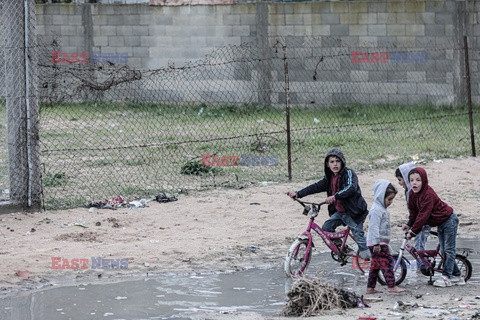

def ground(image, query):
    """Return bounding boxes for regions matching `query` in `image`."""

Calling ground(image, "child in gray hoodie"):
[365,179,405,294]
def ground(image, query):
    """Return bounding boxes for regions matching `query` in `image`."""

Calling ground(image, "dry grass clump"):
[281,277,367,317]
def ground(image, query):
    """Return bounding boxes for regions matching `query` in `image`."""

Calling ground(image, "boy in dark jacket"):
[287,148,371,259]
[405,167,464,287]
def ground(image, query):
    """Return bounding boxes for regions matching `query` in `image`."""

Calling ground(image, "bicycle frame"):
[297,199,358,258]
[393,237,441,272]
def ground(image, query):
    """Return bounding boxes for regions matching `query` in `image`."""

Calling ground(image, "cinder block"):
[116,26,134,36]
[387,2,406,13]
[387,24,406,36]
[330,24,349,36]
[407,71,426,82]
[330,2,348,13]
[406,25,425,36]
[368,24,387,36]
[223,14,241,25]
[93,36,108,47]
[133,46,149,58]
[320,13,340,24]
[425,25,445,36]
[397,13,416,24]
[358,13,377,24]
[340,13,358,24]
[107,15,124,26]
[406,1,426,13]
[349,25,368,36]
[93,15,108,26]
[100,26,116,36]
[108,36,125,47]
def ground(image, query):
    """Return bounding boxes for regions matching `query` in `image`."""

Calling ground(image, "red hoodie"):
[407,167,453,235]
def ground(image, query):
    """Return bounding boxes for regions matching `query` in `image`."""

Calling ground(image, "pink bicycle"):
[379,231,473,286]
[284,199,364,277]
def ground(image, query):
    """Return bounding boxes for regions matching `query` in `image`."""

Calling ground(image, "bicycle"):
[376,231,473,286]
[284,199,365,277]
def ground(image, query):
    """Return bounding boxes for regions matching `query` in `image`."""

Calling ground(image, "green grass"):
[5,101,476,209]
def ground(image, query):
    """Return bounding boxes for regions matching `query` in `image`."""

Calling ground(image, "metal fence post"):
[283,44,292,181]
[2,0,40,208]
[463,36,476,157]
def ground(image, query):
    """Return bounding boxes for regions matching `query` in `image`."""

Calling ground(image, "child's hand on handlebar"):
[286,191,297,199]
[401,224,409,232]
[325,195,335,204]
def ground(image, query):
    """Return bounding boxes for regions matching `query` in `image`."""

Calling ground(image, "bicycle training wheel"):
[284,239,312,277]
[377,254,407,286]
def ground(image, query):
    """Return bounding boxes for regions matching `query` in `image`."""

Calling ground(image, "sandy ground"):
[1,156,480,319]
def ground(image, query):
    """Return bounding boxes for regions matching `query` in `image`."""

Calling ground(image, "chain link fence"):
[1,2,479,210]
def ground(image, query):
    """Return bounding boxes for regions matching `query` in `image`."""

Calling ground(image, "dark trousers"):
[367,244,395,288]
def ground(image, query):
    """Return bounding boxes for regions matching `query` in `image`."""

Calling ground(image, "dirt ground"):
[1,156,480,319]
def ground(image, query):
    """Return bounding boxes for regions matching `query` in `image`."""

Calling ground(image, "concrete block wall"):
[30,1,480,106]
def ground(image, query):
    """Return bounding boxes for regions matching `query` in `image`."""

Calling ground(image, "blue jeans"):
[437,212,460,277]
[415,225,431,251]
[322,212,368,252]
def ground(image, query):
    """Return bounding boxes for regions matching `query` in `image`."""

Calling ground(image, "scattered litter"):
[30,228,36,233]
[155,193,178,203]
[15,270,30,278]
[246,246,258,253]
[358,317,376,320]
[459,302,474,309]
[149,239,159,243]
[144,262,150,267]
[114,296,127,300]
[433,159,443,163]
[95,222,101,226]
[362,297,383,303]
[88,207,98,214]
[314,117,320,124]
[2,189,9,194]
[71,222,88,228]
[43,217,52,223]
[103,312,114,316]
[249,202,260,205]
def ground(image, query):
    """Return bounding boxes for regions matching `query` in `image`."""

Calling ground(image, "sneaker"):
[451,276,466,286]
[359,249,371,260]
[433,275,452,287]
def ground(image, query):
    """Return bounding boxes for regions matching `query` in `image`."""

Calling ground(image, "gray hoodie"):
[398,162,415,203]
[366,179,392,246]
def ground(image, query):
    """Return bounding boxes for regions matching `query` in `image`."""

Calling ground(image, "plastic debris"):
[314,117,320,124]
[15,270,30,278]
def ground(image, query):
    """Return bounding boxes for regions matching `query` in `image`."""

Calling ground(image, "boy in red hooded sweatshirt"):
[405,167,464,287]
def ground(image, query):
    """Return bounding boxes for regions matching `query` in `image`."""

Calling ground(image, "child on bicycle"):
[405,167,464,287]
[286,148,371,260]
[396,162,430,270]
[366,180,405,294]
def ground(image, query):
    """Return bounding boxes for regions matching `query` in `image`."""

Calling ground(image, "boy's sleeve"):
[333,169,357,200]
[367,210,381,245]
[410,196,434,235]
[296,177,328,198]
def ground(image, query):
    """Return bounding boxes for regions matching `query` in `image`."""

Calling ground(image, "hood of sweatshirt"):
[372,179,390,210]
[398,162,416,192]
[324,148,346,178]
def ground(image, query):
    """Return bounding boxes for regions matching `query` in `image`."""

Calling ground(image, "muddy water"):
[0,238,478,319]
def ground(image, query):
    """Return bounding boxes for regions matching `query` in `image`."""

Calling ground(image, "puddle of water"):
[0,238,478,319]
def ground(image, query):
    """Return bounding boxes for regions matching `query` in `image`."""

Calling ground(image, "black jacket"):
[295,148,368,224]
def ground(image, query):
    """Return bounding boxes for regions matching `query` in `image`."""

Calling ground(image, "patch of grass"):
[180,160,222,176]
[43,172,67,187]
